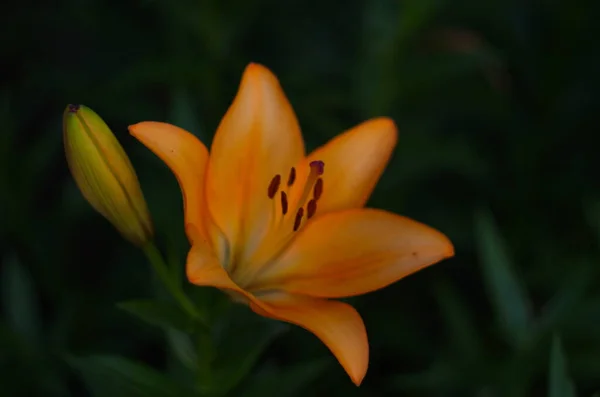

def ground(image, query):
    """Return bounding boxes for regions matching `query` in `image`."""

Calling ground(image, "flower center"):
[229,160,325,290]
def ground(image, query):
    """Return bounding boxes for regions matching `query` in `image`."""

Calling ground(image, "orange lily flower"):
[129,63,454,385]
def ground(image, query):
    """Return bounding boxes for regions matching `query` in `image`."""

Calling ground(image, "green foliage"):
[549,335,576,397]
[67,355,197,397]
[118,299,195,333]
[2,0,600,396]
[475,208,531,347]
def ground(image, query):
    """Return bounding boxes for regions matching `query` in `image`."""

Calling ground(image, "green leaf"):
[549,335,577,397]
[117,299,194,333]
[474,208,531,346]
[1,253,40,345]
[166,328,198,371]
[67,354,195,397]
[212,308,288,395]
[433,278,482,361]
[235,359,331,397]
[531,264,592,342]
[388,356,466,393]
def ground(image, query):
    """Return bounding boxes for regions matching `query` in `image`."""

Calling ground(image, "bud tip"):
[67,104,81,113]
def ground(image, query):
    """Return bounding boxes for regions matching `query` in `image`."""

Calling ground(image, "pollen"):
[313,178,323,200]
[287,167,296,186]
[293,207,304,231]
[266,160,325,233]
[267,174,281,199]
[307,199,317,219]
[280,191,289,215]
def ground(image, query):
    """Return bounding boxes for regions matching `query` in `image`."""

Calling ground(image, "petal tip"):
[443,239,456,259]
[127,123,141,135]
[371,117,397,130]
[128,121,155,137]
[244,62,272,77]
[350,367,367,386]
[373,117,399,143]
[354,117,398,149]
[242,62,282,90]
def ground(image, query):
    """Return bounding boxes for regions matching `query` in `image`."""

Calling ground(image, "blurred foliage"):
[2,0,600,396]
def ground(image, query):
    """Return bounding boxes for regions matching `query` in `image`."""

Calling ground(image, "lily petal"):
[186,230,243,291]
[129,122,210,244]
[257,208,454,298]
[305,118,397,216]
[185,239,368,385]
[205,63,305,267]
[249,293,368,386]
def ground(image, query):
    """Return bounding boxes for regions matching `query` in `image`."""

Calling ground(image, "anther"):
[280,191,288,215]
[313,178,323,200]
[309,160,325,175]
[267,174,281,199]
[287,167,296,186]
[307,199,317,219]
[293,208,304,231]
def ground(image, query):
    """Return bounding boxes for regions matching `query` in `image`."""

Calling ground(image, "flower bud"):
[63,104,153,246]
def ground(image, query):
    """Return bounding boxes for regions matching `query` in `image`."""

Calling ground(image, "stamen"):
[307,199,317,219]
[313,178,323,200]
[280,191,288,215]
[293,208,304,231]
[296,160,326,210]
[310,160,325,175]
[287,167,296,186]
[267,174,281,199]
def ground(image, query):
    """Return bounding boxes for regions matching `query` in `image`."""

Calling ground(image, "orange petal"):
[185,239,368,385]
[186,234,243,291]
[257,208,454,298]
[249,293,368,386]
[129,122,210,244]
[205,63,305,267]
[305,118,397,216]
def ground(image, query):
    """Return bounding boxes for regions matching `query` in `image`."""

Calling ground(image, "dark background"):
[2,0,600,396]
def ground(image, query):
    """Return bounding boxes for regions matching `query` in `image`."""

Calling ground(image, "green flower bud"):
[63,104,153,246]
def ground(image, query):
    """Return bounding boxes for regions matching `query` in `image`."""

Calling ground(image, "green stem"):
[196,329,214,394]
[142,242,206,325]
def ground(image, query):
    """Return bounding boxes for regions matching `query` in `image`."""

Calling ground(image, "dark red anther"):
[280,191,288,215]
[313,178,323,200]
[307,199,317,219]
[309,160,325,175]
[287,167,296,186]
[267,174,281,199]
[293,207,304,231]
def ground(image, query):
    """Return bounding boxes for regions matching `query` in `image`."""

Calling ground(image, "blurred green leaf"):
[433,278,483,361]
[549,335,576,397]
[1,253,40,345]
[117,299,194,333]
[212,308,288,395]
[531,264,592,342]
[236,359,330,397]
[67,354,195,397]
[388,356,465,393]
[166,328,198,371]
[475,208,531,346]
